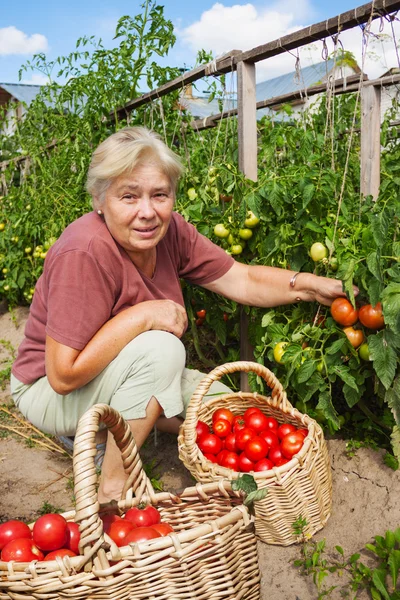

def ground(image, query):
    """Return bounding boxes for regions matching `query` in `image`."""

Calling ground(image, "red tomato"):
[100,513,124,534]
[259,430,279,450]
[223,312,229,322]
[343,326,364,348]
[330,298,359,326]
[65,522,80,555]
[43,548,77,561]
[197,433,223,455]
[243,407,262,420]
[124,506,161,528]
[237,453,255,473]
[280,431,305,458]
[277,423,297,441]
[224,432,237,452]
[235,427,256,451]
[32,513,68,552]
[274,457,291,467]
[1,538,44,562]
[203,452,218,463]
[264,417,279,431]
[244,437,269,462]
[268,446,284,465]
[195,420,210,440]
[196,309,206,319]
[253,458,274,472]
[0,520,31,550]
[108,520,135,547]
[213,419,231,438]
[219,451,240,471]
[212,408,235,425]
[195,318,204,327]
[124,527,161,544]
[216,449,230,465]
[297,428,308,437]
[233,416,246,432]
[244,411,269,433]
[151,523,174,537]
[359,303,384,330]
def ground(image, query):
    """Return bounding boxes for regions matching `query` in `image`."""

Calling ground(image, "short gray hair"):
[86,126,184,205]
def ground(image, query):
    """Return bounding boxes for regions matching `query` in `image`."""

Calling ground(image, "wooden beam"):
[361,85,381,200]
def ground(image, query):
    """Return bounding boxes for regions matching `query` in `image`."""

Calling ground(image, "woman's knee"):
[124,330,186,375]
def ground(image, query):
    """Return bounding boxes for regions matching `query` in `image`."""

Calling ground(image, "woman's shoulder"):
[54,212,114,254]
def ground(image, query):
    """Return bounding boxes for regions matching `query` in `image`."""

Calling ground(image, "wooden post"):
[360,85,381,201]
[237,61,257,390]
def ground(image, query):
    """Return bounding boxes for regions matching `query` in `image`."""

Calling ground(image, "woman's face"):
[98,164,175,265]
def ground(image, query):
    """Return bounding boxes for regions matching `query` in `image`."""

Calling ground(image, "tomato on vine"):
[244,211,260,228]
[330,298,359,326]
[196,309,206,319]
[358,343,371,361]
[273,342,287,364]
[238,228,253,240]
[230,244,243,255]
[358,303,384,330]
[214,224,230,239]
[310,242,328,262]
[343,327,364,348]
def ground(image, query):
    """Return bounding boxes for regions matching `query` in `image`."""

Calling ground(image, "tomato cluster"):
[0,505,174,562]
[330,298,384,357]
[0,514,80,563]
[196,407,308,472]
[213,210,260,256]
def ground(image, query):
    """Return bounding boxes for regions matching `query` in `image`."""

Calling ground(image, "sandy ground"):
[0,304,399,599]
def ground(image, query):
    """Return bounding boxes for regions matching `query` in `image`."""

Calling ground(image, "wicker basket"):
[178,361,332,546]
[0,404,260,600]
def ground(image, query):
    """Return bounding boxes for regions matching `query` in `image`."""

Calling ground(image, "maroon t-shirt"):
[12,211,234,384]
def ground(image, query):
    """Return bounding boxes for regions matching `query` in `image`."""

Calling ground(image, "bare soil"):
[0,305,399,599]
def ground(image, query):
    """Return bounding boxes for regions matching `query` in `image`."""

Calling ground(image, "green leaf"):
[325,339,346,355]
[296,360,316,383]
[343,383,362,407]
[366,251,383,282]
[335,546,344,555]
[369,332,398,390]
[390,426,400,462]
[372,568,391,600]
[332,365,358,390]
[304,221,324,233]
[261,311,276,328]
[383,452,399,470]
[231,474,258,494]
[385,377,400,427]
[349,553,360,563]
[388,549,400,588]
[316,391,340,428]
[382,283,400,335]
[370,211,389,248]
[244,488,268,505]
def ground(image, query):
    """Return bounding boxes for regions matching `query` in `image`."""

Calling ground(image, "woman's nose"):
[137,197,156,218]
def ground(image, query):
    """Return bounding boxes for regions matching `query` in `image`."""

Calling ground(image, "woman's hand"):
[140,299,188,338]
[310,275,358,306]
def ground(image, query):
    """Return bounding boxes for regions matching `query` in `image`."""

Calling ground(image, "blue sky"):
[1,0,399,86]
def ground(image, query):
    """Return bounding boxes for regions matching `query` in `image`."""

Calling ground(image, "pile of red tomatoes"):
[196,406,308,472]
[0,506,173,562]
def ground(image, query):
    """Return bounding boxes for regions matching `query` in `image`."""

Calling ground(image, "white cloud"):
[20,73,50,86]
[0,26,48,56]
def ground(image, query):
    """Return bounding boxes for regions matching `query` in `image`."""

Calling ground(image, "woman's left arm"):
[203,261,356,307]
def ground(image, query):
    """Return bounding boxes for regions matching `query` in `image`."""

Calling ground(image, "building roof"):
[0,83,43,106]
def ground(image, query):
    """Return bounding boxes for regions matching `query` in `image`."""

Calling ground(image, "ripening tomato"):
[1,538,44,562]
[244,437,269,462]
[330,298,359,326]
[280,431,305,458]
[108,520,135,547]
[359,303,384,330]
[259,429,279,450]
[273,342,287,364]
[198,433,223,455]
[195,420,210,440]
[32,514,68,552]
[213,419,232,438]
[277,423,297,440]
[253,458,274,472]
[65,522,80,555]
[125,527,161,544]
[219,451,240,471]
[244,411,269,433]
[343,326,364,348]
[237,453,255,473]
[224,432,237,452]
[212,408,235,425]
[124,506,161,528]
[0,520,31,550]
[151,523,174,537]
[44,548,77,561]
[235,427,256,451]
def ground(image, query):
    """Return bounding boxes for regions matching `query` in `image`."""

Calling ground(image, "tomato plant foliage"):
[0,1,399,459]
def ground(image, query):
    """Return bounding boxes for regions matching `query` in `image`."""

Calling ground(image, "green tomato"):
[310,242,328,262]
[227,233,235,245]
[24,247,32,254]
[244,211,260,228]
[329,257,338,271]
[273,341,287,364]
[316,361,325,373]
[214,224,230,239]
[230,244,243,255]
[359,343,371,361]
[0,223,5,232]
[238,228,253,240]
[187,187,198,201]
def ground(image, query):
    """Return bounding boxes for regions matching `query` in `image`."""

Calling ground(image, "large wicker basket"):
[178,361,332,546]
[0,404,260,600]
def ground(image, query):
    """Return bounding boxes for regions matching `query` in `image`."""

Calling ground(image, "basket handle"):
[184,360,292,442]
[72,404,156,565]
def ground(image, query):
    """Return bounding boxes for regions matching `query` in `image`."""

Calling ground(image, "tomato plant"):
[32,513,68,552]
[359,303,384,330]
[330,298,359,327]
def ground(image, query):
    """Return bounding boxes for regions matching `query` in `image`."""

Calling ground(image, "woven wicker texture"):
[0,404,260,600]
[178,361,332,546]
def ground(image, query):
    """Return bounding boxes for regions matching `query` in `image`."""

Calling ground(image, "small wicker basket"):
[178,361,332,546]
[0,404,260,600]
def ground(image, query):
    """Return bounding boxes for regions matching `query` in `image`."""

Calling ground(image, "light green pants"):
[11,331,231,436]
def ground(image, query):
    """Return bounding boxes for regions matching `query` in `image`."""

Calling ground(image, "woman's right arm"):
[45,299,187,395]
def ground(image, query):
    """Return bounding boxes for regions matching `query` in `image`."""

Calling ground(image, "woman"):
[11,126,354,504]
